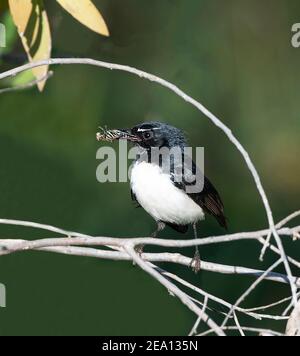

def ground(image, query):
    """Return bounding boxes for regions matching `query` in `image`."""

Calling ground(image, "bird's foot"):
[132,244,145,266]
[190,250,201,274]
[134,244,145,257]
[151,221,166,238]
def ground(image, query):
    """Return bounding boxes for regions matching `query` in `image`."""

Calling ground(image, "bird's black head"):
[121,121,187,150]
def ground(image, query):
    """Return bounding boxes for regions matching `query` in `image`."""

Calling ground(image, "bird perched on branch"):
[97,121,227,272]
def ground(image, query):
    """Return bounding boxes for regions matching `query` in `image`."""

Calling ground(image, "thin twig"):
[222,258,284,326]
[0,71,53,94]
[233,312,245,336]
[244,294,298,313]
[189,296,208,336]
[286,300,300,336]
[124,243,225,336]
[260,210,300,261]
[158,267,289,321]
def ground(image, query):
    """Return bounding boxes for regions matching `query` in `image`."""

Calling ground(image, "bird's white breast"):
[130,161,205,225]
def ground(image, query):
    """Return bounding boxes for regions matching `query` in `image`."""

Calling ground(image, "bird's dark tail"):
[216,214,228,230]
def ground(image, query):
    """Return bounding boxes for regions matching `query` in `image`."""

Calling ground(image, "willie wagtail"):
[97,121,227,272]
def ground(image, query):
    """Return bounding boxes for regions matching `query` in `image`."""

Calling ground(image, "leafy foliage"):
[7,0,109,91]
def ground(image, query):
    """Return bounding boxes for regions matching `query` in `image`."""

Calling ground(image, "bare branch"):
[286,300,300,336]
[189,296,208,336]
[124,244,226,336]
[221,259,284,327]
[0,216,297,334]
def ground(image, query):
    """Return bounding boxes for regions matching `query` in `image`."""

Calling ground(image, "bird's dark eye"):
[143,131,153,140]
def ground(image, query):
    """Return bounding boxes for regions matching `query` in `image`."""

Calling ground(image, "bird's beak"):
[117,129,141,142]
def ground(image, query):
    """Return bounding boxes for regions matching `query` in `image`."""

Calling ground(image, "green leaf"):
[11,69,35,87]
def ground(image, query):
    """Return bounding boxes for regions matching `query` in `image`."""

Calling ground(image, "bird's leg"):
[134,244,145,256]
[190,223,201,273]
[152,221,166,238]
[134,222,165,258]
[132,244,144,266]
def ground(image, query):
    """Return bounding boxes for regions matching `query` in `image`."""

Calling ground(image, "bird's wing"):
[170,154,227,229]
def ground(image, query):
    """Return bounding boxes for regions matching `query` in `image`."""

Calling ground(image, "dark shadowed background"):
[0,0,299,335]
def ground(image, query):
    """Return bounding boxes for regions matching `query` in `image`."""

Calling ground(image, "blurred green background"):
[0,0,299,335]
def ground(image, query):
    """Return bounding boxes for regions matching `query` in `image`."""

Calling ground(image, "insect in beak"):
[96,126,141,142]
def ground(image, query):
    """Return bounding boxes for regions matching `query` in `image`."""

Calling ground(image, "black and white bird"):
[97,121,227,272]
